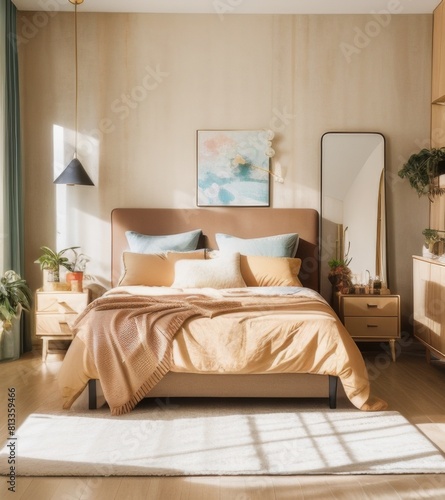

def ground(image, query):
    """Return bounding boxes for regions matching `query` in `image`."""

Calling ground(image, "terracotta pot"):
[66,272,84,292]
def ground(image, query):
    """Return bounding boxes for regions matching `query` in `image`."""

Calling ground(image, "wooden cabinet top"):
[413,255,445,267]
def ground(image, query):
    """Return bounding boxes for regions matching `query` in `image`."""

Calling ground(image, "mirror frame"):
[320,131,387,301]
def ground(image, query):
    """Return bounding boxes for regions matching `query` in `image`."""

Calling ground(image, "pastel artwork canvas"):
[197,130,271,206]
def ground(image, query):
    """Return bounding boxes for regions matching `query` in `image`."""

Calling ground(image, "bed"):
[58,207,386,415]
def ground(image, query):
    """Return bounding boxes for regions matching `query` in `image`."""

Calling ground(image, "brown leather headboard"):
[111,208,320,291]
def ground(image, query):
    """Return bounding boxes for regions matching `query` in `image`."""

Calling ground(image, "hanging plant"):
[398,147,445,201]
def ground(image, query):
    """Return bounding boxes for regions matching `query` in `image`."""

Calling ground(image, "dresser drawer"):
[344,317,399,338]
[341,296,398,317]
[35,313,78,336]
[36,291,89,314]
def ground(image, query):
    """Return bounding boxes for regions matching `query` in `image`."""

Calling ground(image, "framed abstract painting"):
[196,129,274,207]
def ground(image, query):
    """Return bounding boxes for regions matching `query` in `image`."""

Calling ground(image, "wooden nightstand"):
[338,294,401,362]
[35,289,90,361]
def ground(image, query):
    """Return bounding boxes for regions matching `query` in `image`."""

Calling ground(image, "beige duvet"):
[58,286,386,415]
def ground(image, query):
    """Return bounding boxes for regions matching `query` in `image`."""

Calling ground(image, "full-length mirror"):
[320,132,386,302]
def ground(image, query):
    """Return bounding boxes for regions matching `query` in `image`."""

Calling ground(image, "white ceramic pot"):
[0,305,21,362]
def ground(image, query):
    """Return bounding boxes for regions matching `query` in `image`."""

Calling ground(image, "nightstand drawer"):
[35,313,77,336]
[344,317,399,338]
[342,296,398,317]
[36,291,89,313]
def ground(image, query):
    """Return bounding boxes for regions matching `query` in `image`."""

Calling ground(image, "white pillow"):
[172,253,246,289]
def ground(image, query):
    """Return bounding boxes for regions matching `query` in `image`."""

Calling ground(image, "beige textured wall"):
[18,13,431,332]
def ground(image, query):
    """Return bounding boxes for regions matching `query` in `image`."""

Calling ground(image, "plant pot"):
[0,305,21,362]
[434,159,445,178]
[43,270,70,291]
[427,240,444,256]
[66,272,84,292]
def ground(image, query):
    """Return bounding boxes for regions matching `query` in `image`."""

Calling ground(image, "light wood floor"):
[1,339,445,499]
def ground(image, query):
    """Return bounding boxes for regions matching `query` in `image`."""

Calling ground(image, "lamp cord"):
[74,2,79,157]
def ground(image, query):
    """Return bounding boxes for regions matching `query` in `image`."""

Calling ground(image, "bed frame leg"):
[328,375,338,409]
[88,379,97,410]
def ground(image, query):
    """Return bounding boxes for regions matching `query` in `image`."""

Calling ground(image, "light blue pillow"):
[215,233,299,258]
[126,229,202,253]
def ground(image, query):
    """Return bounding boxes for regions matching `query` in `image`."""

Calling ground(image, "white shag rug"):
[1,398,445,476]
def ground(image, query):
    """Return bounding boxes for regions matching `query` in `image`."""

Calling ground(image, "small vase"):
[66,272,84,292]
[43,269,70,291]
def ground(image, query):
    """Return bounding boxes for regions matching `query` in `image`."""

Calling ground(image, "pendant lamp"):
[54,0,94,186]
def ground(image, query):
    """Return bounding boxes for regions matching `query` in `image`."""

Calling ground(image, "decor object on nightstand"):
[35,246,89,291]
[328,257,353,294]
[35,288,90,361]
[0,270,32,362]
[398,147,445,201]
[422,228,445,257]
[35,246,77,291]
[327,225,353,296]
[65,247,89,291]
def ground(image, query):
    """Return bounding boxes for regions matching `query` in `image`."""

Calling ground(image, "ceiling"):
[12,0,442,14]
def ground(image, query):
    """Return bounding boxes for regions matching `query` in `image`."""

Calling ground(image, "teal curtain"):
[1,0,31,354]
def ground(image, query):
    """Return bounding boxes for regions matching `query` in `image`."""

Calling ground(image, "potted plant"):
[422,228,445,256]
[398,147,445,201]
[35,246,81,291]
[328,257,353,294]
[65,248,90,292]
[0,270,32,361]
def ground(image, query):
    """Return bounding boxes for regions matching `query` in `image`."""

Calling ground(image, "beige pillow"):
[172,252,246,289]
[118,250,206,286]
[239,255,303,287]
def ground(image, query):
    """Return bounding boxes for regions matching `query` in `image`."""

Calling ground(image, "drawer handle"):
[367,304,378,308]
[367,324,378,328]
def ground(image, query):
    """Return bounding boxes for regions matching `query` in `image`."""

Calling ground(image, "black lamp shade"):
[53,158,94,186]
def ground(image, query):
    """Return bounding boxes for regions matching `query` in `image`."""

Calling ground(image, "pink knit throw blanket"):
[73,294,245,415]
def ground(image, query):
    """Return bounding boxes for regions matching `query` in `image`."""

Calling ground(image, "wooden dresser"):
[413,256,445,362]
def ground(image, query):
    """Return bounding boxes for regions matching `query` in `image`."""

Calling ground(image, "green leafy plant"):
[422,228,445,255]
[328,227,353,293]
[422,228,440,245]
[328,251,353,290]
[35,246,81,282]
[328,257,352,269]
[0,270,32,331]
[398,147,445,200]
[68,248,89,272]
